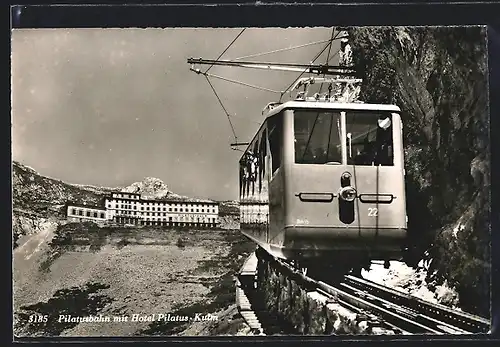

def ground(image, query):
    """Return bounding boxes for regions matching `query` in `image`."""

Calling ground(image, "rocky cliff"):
[13,161,112,216]
[121,176,212,202]
[12,161,113,248]
[347,26,490,317]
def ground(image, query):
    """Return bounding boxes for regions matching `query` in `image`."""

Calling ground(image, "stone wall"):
[255,251,387,335]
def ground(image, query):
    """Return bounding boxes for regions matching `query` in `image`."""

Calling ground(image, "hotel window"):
[93,212,98,218]
[141,207,144,211]
[169,217,173,221]
[174,208,178,212]
[196,209,199,212]
[163,207,166,211]
[78,210,83,216]
[71,208,76,215]
[169,208,172,211]
[86,211,91,217]
[146,207,150,211]
[202,209,205,213]
[152,207,155,211]
[100,212,105,219]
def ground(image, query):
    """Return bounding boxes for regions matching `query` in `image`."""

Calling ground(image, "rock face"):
[13,161,112,216]
[121,177,215,203]
[12,161,114,248]
[121,177,171,199]
[348,26,490,317]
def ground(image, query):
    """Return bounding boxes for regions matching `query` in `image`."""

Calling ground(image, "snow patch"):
[361,260,460,308]
[452,223,465,238]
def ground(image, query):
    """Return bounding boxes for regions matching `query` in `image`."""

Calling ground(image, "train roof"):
[263,100,401,118]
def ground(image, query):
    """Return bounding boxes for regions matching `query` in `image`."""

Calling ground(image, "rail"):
[343,275,490,334]
[238,248,490,335]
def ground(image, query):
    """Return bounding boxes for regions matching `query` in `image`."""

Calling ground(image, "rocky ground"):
[13,221,255,337]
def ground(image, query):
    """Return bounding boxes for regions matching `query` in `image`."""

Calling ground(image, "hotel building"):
[66,202,108,224]
[66,191,219,228]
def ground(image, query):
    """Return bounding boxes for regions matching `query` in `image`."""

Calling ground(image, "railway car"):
[239,97,408,274]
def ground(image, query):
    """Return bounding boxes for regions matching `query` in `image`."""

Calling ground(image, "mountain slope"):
[12,161,220,248]
[12,161,112,216]
[13,161,216,215]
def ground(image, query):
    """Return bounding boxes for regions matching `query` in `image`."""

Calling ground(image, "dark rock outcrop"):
[348,26,490,317]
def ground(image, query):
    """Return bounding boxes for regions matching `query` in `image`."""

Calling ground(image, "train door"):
[344,111,406,232]
[267,112,285,244]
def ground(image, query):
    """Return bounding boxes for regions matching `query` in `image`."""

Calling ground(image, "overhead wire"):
[205,28,246,74]
[300,28,338,160]
[279,30,341,102]
[202,28,247,144]
[233,39,332,61]
[319,28,337,95]
[204,75,238,143]
[202,71,282,94]
[198,28,343,147]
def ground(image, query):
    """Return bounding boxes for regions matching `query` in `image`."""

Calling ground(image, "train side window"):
[345,112,394,166]
[259,128,267,179]
[294,110,342,164]
[268,114,282,173]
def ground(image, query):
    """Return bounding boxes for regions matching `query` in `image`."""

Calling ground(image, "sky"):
[12,28,341,201]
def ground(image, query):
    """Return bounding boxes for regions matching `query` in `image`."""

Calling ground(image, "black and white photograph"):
[12,26,491,337]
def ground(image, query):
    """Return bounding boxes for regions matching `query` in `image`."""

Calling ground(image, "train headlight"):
[341,172,351,181]
[339,186,357,202]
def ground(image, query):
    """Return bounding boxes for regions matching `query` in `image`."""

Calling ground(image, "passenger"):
[296,143,315,164]
[375,117,393,165]
[354,138,375,165]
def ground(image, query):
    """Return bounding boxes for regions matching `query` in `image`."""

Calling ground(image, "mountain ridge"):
[12,160,219,217]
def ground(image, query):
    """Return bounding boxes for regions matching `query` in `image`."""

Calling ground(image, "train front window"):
[345,112,394,166]
[294,110,342,165]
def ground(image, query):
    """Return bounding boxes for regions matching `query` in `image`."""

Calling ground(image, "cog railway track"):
[236,251,490,335]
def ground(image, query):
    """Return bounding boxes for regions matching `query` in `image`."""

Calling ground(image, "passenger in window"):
[354,138,376,165]
[296,143,314,164]
[374,116,393,166]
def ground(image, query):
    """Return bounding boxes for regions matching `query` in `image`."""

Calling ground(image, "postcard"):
[12,25,491,337]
